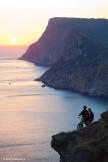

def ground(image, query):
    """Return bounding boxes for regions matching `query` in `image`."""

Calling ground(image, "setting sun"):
[11,37,17,43]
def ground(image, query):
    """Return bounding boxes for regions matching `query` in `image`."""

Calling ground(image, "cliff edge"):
[51,111,108,162]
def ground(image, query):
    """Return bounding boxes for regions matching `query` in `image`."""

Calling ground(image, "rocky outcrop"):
[51,111,108,162]
[36,29,108,97]
[19,17,108,66]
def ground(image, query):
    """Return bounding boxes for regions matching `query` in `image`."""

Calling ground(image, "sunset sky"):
[0,0,108,45]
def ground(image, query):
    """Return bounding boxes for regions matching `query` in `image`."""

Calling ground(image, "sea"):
[0,46,108,162]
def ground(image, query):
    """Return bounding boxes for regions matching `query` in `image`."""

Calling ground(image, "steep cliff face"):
[51,111,108,162]
[19,17,108,66]
[36,30,108,97]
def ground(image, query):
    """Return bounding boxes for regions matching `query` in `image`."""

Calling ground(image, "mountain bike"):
[77,117,84,131]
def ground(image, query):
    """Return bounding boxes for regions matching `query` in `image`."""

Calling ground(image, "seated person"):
[88,108,94,122]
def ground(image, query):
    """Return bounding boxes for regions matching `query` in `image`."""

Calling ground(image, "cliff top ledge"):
[49,17,108,21]
[51,111,108,162]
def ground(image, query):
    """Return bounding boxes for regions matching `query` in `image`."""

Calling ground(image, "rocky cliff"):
[51,111,108,162]
[19,17,108,66]
[36,29,108,97]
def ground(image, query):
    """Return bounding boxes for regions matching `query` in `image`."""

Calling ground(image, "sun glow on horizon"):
[11,37,17,43]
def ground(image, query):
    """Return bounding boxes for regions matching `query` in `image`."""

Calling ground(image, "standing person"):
[79,105,89,126]
[88,108,94,122]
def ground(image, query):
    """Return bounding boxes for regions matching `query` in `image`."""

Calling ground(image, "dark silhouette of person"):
[88,108,94,122]
[79,105,89,126]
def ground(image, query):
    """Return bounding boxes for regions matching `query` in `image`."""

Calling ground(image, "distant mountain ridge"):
[19,17,108,66]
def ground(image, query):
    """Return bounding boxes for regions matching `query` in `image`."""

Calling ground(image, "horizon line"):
[0,45,29,47]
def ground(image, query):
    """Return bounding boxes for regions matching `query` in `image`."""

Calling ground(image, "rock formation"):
[19,17,108,97]
[51,111,108,162]
[19,17,108,66]
[36,29,108,97]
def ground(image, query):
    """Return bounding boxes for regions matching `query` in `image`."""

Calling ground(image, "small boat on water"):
[41,84,46,88]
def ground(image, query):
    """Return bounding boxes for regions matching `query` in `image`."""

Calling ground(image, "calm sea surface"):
[0,49,108,162]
